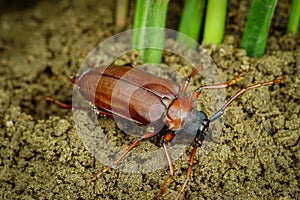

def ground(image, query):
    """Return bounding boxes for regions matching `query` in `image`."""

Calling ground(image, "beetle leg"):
[175,138,202,200]
[46,97,114,117]
[156,131,176,199]
[92,131,158,179]
[46,97,73,109]
[46,97,113,116]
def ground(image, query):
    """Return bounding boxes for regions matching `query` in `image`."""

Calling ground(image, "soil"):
[0,0,299,200]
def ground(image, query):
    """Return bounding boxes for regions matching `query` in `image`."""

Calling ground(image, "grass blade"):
[133,0,169,64]
[115,0,129,28]
[287,0,300,35]
[241,0,278,57]
[177,0,206,49]
[133,0,148,50]
[203,0,227,45]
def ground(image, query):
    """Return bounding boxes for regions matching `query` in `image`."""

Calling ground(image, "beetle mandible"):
[47,64,286,199]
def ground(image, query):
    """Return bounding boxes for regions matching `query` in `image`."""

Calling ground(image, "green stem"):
[177,0,206,49]
[133,0,148,50]
[287,0,300,35]
[133,0,169,64]
[203,0,227,45]
[241,0,278,58]
[115,0,129,28]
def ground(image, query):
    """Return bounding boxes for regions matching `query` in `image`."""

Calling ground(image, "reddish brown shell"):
[76,65,180,125]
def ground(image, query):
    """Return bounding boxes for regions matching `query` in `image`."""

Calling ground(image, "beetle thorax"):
[164,96,195,130]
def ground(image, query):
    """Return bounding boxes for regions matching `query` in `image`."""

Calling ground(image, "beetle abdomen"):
[77,65,180,125]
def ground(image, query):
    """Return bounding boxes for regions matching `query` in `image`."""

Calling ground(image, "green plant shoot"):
[133,0,169,64]
[241,0,278,57]
[287,0,300,35]
[115,0,129,28]
[177,0,206,49]
[203,0,227,45]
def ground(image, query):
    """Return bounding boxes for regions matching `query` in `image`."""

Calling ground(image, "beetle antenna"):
[180,65,202,94]
[209,76,286,122]
[191,71,246,100]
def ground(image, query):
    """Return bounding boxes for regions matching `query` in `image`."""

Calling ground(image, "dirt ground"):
[0,0,299,199]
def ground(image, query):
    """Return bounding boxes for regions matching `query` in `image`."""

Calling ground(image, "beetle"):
[47,64,286,199]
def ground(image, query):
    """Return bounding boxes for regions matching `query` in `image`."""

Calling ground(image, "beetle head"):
[181,109,209,138]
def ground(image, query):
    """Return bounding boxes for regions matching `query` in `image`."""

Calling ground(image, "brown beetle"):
[47,64,286,199]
